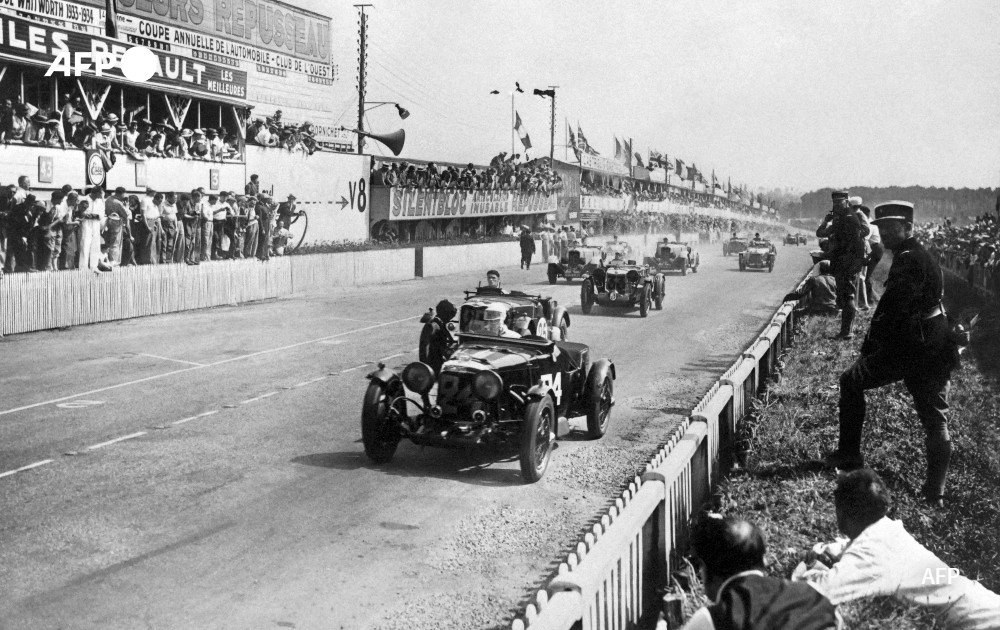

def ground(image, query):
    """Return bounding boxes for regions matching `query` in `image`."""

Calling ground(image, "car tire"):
[585,371,614,439]
[769,260,775,272]
[520,396,555,483]
[361,379,402,464]
[639,284,651,318]
[654,276,664,310]
[547,266,558,285]
[558,316,569,341]
[581,279,595,314]
[681,262,687,276]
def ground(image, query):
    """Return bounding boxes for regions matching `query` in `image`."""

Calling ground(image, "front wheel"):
[654,276,664,310]
[581,279,595,314]
[547,265,558,285]
[586,373,614,438]
[520,397,555,483]
[639,284,651,318]
[361,380,403,464]
[768,259,775,272]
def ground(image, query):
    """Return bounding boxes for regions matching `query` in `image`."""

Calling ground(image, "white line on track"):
[0,459,54,479]
[340,364,370,373]
[87,432,147,451]
[140,353,204,367]
[0,316,419,418]
[377,353,405,362]
[171,410,218,426]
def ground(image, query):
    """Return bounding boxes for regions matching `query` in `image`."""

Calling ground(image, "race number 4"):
[540,373,562,406]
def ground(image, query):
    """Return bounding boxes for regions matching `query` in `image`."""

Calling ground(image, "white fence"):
[512,272,809,630]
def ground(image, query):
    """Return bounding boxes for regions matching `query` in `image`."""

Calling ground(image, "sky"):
[301,0,1000,192]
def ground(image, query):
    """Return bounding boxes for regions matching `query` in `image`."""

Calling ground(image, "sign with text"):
[0,13,247,101]
[388,189,557,221]
[580,153,630,177]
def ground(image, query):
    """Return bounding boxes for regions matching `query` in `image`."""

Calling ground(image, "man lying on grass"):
[793,469,1000,629]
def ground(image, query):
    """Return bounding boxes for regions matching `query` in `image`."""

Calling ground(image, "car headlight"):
[473,370,503,400]
[402,362,435,394]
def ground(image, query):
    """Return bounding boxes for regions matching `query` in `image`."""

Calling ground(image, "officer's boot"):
[923,434,953,507]
[838,303,856,339]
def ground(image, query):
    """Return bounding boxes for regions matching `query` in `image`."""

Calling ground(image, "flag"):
[649,149,662,167]
[105,0,118,37]
[567,121,580,160]
[533,88,555,98]
[514,112,531,151]
[675,158,685,178]
[614,137,623,161]
[577,123,598,155]
[634,152,644,168]
[689,163,698,181]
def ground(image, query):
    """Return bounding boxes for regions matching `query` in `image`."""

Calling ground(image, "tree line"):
[784,186,999,224]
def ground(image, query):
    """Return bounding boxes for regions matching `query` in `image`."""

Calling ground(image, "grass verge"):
[695,273,1000,629]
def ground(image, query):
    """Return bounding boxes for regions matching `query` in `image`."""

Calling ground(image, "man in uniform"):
[824,201,956,507]
[419,299,457,374]
[276,194,299,231]
[816,190,869,339]
[519,227,535,269]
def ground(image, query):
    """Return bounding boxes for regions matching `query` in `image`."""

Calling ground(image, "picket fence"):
[511,271,809,630]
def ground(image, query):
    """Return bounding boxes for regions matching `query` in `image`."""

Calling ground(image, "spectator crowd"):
[372,152,563,195]
[0,173,301,276]
[917,213,999,295]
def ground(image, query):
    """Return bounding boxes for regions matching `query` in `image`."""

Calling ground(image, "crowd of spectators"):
[245,110,320,155]
[917,213,999,294]
[0,173,301,276]
[372,152,563,195]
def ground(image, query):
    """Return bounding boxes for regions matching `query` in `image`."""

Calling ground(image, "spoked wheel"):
[361,380,403,464]
[586,373,614,438]
[520,397,555,483]
[581,279,595,314]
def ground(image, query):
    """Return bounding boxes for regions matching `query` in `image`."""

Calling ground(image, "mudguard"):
[526,383,552,402]
[366,364,400,387]
[587,359,616,394]
[550,305,570,330]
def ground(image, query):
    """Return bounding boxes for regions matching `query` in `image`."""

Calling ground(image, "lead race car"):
[580,256,664,316]
[723,235,748,257]
[460,285,571,341]
[361,330,615,482]
[644,239,700,276]
[547,239,603,284]
[739,238,777,272]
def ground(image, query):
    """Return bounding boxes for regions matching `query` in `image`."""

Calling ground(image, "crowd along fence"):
[937,252,998,301]
[511,272,809,630]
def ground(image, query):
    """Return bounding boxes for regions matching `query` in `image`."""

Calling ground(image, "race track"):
[0,242,812,629]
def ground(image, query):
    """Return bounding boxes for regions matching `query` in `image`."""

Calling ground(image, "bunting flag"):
[514,112,532,151]
[689,163,699,181]
[675,158,686,178]
[105,0,119,38]
[577,123,598,155]
[648,149,662,167]
[614,137,623,161]
[633,152,644,168]
[567,122,580,160]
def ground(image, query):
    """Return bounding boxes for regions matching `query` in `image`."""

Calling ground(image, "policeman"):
[418,299,457,374]
[825,201,955,507]
[817,190,870,339]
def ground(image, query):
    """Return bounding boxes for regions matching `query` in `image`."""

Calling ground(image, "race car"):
[602,239,634,261]
[723,236,749,257]
[783,233,808,246]
[739,239,777,272]
[460,285,570,341]
[644,239,700,276]
[581,257,664,316]
[547,240,603,284]
[361,335,616,482]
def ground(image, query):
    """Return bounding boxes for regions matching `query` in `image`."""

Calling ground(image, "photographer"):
[419,299,457,374]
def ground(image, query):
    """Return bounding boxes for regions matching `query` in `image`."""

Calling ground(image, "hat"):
[30,112,47,124]
[45,113,62,125]
[287,194,296,200]
[847,195,863,207]
[106,113,119,123]
[257,192,272,201]
[435,299,457,321]
[180,128,193,138]
[871,200,914,224]
[99,122,112,133]
[831,190,849,201]
[116,123,128,131]
[193,129,205,137]
[207,128,218,136]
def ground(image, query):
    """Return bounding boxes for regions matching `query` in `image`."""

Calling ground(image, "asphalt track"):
[0,242,812,629]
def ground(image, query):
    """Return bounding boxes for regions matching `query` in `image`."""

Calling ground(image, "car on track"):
[602,239,634,261]
[644,239,700,276]
[580,258,664,316]
[739,239,777,272]
[723,236,749,257]
[361,335,616,482]
[460,286,571,341]
[783,233,808,246]
[547,240,603,284]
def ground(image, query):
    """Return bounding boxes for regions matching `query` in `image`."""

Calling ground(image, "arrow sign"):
[336,196,349,209]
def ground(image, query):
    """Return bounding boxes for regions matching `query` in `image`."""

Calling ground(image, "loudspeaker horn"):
[344,128,405,156]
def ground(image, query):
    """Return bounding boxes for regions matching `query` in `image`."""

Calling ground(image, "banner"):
[388,189,557,221]
[0,13,247,101]
[580,153,629,177]
[0,0,102,27]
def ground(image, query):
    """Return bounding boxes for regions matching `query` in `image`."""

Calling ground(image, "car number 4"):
[540,373,562,406]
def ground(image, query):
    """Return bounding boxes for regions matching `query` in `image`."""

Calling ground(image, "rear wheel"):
[361,380,403,464]
[586,372,614,439]
[581,279,595,314]
[547,266,558,285]
[639,284,651,318]
[520,397,555,483]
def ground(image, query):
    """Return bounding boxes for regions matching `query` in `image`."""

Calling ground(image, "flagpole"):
[511,92,515,158]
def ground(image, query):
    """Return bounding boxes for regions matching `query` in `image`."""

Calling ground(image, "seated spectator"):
[681,514,838,630]
[189,129,209,158]
[783,261,838,314]
[794,469,1000,628]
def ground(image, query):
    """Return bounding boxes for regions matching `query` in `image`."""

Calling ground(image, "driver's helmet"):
[466,303,509,336]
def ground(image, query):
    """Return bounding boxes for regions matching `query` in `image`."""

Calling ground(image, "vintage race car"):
[581,260,664,316]
[723,237,748,257]
[602,240,634,261]
[460,286,570,341]
[783,233,808,246]
[644,239,700,276]
[547,240,603,284]
[361,334,616,482]
[739,240,776,272]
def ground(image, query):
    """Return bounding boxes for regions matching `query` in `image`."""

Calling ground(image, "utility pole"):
[548,85,558,163]
[510,92,515,158]
[355,4,372,155]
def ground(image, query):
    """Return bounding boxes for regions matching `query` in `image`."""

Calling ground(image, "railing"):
[936,250,998,300]
[512,272,809,630]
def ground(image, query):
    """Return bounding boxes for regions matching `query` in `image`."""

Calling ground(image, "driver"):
[479,269,504,294]
[419,299,457,373]
[609,251,625,266]
[468,303,521,337]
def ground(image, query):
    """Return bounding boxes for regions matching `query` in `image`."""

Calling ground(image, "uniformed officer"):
[825,201,955,507]
[816,190,870,339]
[419,299,457,373]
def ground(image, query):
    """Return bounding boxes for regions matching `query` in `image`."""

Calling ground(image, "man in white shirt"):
[198,191,214,262]
[795,469,1000,629]
[859,205,883,307]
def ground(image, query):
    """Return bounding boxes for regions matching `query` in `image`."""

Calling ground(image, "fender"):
[589,358,616,383]
[366,363,400,387]
[550,304,570,330]
[526,383,551,402]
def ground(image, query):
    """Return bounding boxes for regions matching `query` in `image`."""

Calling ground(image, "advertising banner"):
[388,189,557,221]
[0,13,247,101]
[580,153,629,177]
[579,195,628,212]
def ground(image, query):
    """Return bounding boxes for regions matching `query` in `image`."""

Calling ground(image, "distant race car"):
[581,258,664,316]
[783,233,808,246]
[361,334,616,482]
[723,237,749,257]
[460,286,571,341]
[547,240,603,284]
[645,239,699,276]
[739,239,776,272]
